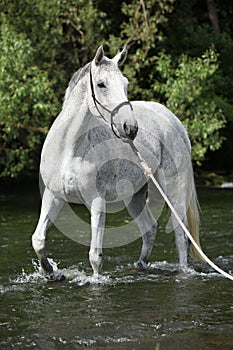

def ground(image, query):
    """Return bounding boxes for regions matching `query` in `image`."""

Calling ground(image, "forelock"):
[97,58,119,73]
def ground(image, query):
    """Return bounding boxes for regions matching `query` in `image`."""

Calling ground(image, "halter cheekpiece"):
[89,67,133,138]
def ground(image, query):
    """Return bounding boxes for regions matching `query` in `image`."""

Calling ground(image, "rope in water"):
[131,143,233,281]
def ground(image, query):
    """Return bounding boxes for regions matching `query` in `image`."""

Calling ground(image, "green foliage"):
[0,20,59,177]
[0,0,232,177]
[2,0,108,94]
[109,0,175,101]
[0,0,108,178]
[109,1,226,166]
[154,49,226,165]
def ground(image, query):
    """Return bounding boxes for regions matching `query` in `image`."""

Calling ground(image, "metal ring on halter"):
[89,67,133,138]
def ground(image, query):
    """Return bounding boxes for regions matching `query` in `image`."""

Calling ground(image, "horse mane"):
[63,62,91,107]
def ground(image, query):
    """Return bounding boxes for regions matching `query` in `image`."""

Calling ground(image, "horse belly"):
[95,158,146,202]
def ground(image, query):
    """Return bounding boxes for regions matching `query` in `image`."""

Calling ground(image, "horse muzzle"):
[123,121,138,140]
[110,101,138,141]
[112,120,138,141]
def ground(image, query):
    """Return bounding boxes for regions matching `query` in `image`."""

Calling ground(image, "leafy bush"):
[0,21,59,177]
[0,0,231,177]
[109,1,226,166]
[0,1,108,178]
[154,49,225,165]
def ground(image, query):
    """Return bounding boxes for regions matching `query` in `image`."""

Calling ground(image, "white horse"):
[32,46,202,280]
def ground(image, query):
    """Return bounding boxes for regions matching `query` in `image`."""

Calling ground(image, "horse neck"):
[40,77,91,181]
[50,78,91,147]
[62,79,91,139]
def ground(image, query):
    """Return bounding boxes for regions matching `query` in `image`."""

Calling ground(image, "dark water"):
[0,183,233,350]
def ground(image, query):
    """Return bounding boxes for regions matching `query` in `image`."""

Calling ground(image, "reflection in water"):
[0,186,233,349]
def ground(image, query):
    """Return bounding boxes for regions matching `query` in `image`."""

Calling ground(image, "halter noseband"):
[89,67,133,138]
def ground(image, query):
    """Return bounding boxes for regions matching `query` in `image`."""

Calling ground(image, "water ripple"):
[1,255,232,296]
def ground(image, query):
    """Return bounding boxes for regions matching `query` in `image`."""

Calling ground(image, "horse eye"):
[97,82,106,88]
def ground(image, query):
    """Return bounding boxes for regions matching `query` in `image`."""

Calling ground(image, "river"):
[0,182,233,349]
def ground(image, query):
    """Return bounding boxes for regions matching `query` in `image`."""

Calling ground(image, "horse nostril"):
[123,122,138,140]
[123,122,130,135]
[130,124,138,140]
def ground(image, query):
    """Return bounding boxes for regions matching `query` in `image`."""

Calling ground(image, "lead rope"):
[130,142,233,281]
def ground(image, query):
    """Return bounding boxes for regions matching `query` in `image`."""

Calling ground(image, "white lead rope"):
[132,145,233,281]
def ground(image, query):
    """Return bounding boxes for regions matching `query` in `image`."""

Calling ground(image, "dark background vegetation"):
[0,0,232,184]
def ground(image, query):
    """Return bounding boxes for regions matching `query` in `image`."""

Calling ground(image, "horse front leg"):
[89,197,106,277]
[32,188,64,279]
[126,185,158,268]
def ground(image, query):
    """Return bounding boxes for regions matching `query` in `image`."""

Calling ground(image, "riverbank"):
[1,170,233,192]
[195,170,233,189]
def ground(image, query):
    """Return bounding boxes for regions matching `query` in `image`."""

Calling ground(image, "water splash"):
[69,270,112,286]
[12,259,63,284]
[2,256,232,295]
[13,259,46,284]
[150,260,179,273]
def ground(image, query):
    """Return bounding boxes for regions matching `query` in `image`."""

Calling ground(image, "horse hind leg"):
[166,189,190,272]
[32,188,64,280]
[126,185,158,268]
[171,212,190,272]
[167,172,199,272]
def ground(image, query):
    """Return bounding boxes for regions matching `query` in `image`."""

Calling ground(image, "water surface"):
[0,183,233,349]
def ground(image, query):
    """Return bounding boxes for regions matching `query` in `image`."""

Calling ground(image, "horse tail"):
[186,179,205,262]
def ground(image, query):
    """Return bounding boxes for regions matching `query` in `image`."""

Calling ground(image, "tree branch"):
[207,0,220,34]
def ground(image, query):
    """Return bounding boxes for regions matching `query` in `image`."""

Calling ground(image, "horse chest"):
[63,155,146,204]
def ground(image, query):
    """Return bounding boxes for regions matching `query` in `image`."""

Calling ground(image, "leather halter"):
[89,67,133,138]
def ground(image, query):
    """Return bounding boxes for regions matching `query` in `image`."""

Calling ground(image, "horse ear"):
[94,46,104,65]
[112,46,128,65]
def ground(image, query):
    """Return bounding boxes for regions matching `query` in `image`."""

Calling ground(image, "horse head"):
[88,46,138,141]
